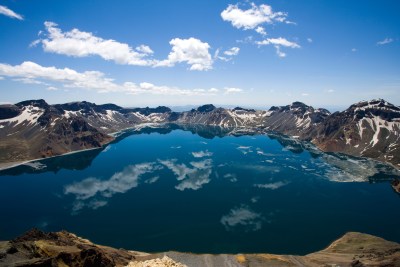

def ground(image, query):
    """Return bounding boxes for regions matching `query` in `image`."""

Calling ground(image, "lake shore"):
[0,123,166,171]
[0,146,102,171]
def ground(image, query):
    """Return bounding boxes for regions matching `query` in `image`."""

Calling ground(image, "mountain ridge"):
[0,98,399,170]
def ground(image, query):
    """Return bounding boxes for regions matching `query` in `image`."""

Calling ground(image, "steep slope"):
[56,101,172,133]
[313,99,400,167]
[1,229,399,267]
[176,104,269,128]
[0,99,177,167]
[0,228,136,267]
[264,101,331,139]
[0,100,113,167]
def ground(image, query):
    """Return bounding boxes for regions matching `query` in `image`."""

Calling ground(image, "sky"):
[0,0,399,109]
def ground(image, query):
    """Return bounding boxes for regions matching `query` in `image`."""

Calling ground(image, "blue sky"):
[0,0,399,109]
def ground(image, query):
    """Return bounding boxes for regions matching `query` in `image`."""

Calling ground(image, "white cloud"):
[285,20,297,25]
[275,46,286,58]
[377,38,393,45]
[221,205,263,231]
[135,45,154,55]
[0,61,120,91]
[301,93,309,96]
[13,77,49,85]
[256,37,300,58]
[0,76,4,80]
[255,26,267,36]
[36,22,213,71]
[254,181,288,190]
[47,86,58,91]
[224,47,240,56]
[130,82,215,96]
[0,5,23,20]
[225,87,243,94]
[215,47,240,62]
[0,61,226,96]
[221,3,299,58]
[38,22,154,66]
[256,37,300,48]
[236,36,254,44]
[155,37,213,71]
[221,3,287,31]
[351,48,357,52]
[327,89,335,93]
[307,38,313,43]
[29,39,41,48]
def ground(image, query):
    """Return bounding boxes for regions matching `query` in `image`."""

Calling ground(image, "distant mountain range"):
[0,98,399,169]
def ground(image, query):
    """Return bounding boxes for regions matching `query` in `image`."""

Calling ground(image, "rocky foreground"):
[0,229,399,267]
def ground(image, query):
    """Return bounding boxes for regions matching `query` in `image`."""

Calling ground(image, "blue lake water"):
[1,125,399,254]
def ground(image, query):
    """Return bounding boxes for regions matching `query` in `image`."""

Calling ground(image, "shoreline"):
[1,123,399,172]
[0,123,165,172]
[0,146,103,171]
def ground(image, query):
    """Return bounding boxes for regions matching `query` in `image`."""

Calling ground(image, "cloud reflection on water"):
[220,204,264,232]
[64,162,161,213]
[159,158,213,191]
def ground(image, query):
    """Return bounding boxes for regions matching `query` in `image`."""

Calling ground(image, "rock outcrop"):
[1,229,399,267]
[312,99,400,167]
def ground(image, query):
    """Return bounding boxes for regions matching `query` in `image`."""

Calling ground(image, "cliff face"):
[0,228,135,267]
[1,229,399,267]
[1,98,400,169]
[264,101,331,139]
[312,99,400,167]
[0,100,113,165]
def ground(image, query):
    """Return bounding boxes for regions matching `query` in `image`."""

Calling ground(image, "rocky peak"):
[97,103,124,112]
[347,99,400,121]
[196,104,216,113]
[57,101,97,112]
[290,101,309,109]
[233,107,256,112]
[129,106,171,116]
[16,99,49,109]
[268,102,313,116]
[0,104,21,120]
[315,108,331,116]
[268,106,280,112]
[289,101,313,114]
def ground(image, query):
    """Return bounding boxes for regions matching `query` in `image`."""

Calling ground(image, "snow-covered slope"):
[0,100,113,165]
[1,98,399,169]
[263,101,331,139]
[176,105,269,128]
[313,99,400,167]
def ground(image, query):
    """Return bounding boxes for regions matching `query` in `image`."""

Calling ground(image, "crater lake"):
[1,124,399,254]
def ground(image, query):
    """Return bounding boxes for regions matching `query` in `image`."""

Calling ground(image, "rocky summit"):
[0,98,399,169]
[0,229,399,267]
[313,99,400,167]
